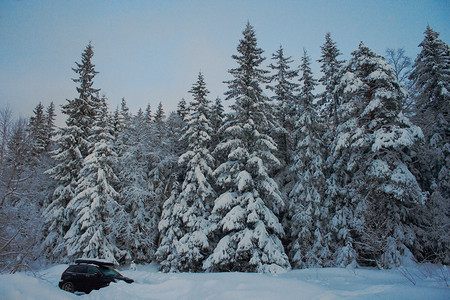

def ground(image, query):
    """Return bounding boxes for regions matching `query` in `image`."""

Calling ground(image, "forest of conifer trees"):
[0,23,448,273]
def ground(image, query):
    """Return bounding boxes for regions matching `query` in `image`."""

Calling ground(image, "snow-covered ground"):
[0,262,448,300]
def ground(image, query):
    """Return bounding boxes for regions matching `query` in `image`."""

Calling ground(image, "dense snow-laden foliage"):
[64,99,129,264]
[327,42,426,269]
[409,26,450,264]
[266,46,300,204]
[287,50,331,268]
[267,45,300,167]
[318,32,344,126]
[206,23,290,273]
[115,102,160,263]
[43,43,102,262]
[0,110,56,272]
[156,73,216,272]
[1,25,448,275]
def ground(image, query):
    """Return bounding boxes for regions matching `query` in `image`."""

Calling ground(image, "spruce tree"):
[45,102,56,151]
[177,98,188,120]
[288,49,330,268]
[28,102,47,156]
[409,26,450,263]
[116,106,159,263]
[43,43,101,261]
[205,23,290,273]
[64,97,129,263]
[318,33,344,127]
[329,42,425,268]
[145,104,152,124]
[267,46,300,167]
[157,73,216,272]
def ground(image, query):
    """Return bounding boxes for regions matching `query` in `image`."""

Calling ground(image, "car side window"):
[70,265,87,273]
[87,266,100,275]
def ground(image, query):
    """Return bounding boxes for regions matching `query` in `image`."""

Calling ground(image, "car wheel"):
[62,282,75,293]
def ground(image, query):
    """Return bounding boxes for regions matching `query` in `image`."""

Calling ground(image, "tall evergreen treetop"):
[409,26,450,113]
[318,33,344,125]
[61,42,101,158]
[206,23,289,273]
[28,102,47,156]
[299,49,318,107]
[267,45,300,166]
[225,22,271,123]
[43,43,101,261]
[267,46,300,105]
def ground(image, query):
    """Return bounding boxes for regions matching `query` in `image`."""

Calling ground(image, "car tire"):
[61,281,75,293]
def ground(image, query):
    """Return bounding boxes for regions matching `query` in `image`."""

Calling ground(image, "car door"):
[70,265,88,291]
[86,266,104,290]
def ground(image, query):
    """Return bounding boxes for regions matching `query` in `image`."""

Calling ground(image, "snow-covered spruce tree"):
[288,49,330,268]
[43,43,101,261]
[116,106,159,263]
[177,98,188,120]
[267,45,300,168]
[0,107,13,174]
[409,26,449,263]
[28,102,47,157]
[64,97,129,264]
[44,102,56,152]
[204,23,290,273]
[210,97,224,154]
[155,181,183,272]
[147,103,183,204]
[145,104,152,124]
[0,117,51,272]
[328,42,425,268]
[318,33,344,127]
[157,73,216,272]
[1,118,32,206]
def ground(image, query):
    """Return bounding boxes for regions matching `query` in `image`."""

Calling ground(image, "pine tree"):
[205,23,290,273]
[43,43,101,261]
[328,42,425,268]
[318,33,344,127]
[409,26,450,263]
[288,49,330,268]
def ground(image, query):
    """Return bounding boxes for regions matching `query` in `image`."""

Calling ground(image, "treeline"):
[0,23,448,273]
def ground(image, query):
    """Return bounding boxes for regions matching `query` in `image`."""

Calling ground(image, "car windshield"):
[99,266,121,277]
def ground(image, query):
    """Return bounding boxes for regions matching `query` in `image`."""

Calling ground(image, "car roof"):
[74,258,115,267]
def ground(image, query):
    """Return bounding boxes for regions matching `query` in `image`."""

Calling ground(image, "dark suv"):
[59,259,134,293]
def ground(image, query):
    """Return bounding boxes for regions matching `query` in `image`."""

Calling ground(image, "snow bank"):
[0,263,448,300]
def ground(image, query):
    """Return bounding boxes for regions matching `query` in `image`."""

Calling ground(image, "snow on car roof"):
[74,258,115,266]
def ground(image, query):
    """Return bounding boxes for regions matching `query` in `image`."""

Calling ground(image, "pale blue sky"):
[1,0,448,124]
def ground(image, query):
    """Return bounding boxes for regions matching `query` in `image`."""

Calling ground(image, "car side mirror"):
[95,272,101,277]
